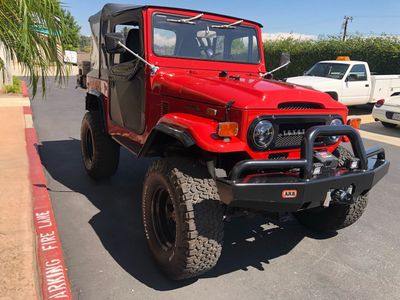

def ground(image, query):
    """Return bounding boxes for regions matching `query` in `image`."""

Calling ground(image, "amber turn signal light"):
[217,122,239,137]
[347,118,361,129]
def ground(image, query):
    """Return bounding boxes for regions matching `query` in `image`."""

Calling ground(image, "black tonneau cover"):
[88,3,263,28]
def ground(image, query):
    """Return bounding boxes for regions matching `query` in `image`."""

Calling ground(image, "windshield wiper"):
[166,13,204,25]
[211,19,243,29]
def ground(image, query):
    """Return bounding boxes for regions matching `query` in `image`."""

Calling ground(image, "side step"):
[112,135,141,155]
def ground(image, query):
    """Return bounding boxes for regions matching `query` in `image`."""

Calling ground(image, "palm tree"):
[0,0,70,96]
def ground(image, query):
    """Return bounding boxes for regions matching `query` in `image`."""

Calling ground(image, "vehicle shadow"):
[348,104,373,115]
[360,122,400,138]
[38,139,335,291]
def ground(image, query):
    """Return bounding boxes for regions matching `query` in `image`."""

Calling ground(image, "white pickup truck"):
[286,57,400,106]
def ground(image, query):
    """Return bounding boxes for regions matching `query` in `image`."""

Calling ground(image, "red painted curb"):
[24,107,73,299]
[23,106,32,115]
[21,80,29,98]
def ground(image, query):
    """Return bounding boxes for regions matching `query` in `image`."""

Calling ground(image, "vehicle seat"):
[120,28,141,63]
[179,37,201,58]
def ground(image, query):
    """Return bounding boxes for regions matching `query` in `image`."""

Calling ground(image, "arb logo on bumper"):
[282,190,297,199]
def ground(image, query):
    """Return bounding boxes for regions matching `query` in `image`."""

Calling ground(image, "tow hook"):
[331,186,355,205]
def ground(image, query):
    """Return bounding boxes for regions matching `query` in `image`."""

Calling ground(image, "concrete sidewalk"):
[0,96,37,299]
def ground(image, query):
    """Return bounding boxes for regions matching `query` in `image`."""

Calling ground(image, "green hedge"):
[3,76,22,94]
[264,36,400,79]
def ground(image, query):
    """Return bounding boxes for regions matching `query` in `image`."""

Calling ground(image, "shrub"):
[264,36,400,79]
[3,76,22,94]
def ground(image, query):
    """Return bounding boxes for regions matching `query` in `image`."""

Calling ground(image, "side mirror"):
[262,52,291,79]
[104,33,126,54]
[280,52,291,67]
[346,74,358,82]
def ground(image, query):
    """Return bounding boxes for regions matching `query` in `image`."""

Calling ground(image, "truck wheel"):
[293,146,368,232]
[381,121,397,128]
[142,158,224,280]
[80,112,120,179]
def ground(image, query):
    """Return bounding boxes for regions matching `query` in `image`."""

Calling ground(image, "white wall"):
[0,43,12,88]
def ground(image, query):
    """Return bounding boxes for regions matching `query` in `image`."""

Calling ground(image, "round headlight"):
[251,120,274,150]
[328,118,343,143]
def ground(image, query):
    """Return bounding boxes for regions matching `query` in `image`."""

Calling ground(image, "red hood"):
[153,70,346,110]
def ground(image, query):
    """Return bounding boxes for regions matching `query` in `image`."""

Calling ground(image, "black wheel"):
[80,112,120,179]
[293,146,368,233]
[142,158,224,280]
[381,121,397,128]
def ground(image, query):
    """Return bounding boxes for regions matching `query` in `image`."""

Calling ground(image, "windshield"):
[152,13,260,64]
[305,62,350,79]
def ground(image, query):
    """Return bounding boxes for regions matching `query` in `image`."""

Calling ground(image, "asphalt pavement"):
[31,79,400,300]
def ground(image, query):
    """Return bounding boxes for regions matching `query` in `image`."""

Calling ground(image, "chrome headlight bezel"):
[248,118,275,151]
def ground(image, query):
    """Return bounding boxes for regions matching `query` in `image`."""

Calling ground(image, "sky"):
[64,0,400,38]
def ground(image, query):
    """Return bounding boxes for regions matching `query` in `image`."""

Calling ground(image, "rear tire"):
[142,158,224,280]
[80,112,120,179]
[381,121,397,128]
[293,145,368,233]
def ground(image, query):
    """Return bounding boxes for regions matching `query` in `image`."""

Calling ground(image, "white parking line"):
[348,114,400,147]
[359,129,400,147]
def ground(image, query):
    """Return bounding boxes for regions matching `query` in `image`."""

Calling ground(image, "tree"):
[61,9,80,51]
[79,35,92,53]
[0,0,73,96]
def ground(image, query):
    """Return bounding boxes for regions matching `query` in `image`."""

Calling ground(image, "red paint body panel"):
[86,7,350,159]
[159,113,247,152]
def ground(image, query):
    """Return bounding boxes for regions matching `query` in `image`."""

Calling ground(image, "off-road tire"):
[293,145,368,233]
[381,121,397,128]
[142,158,224,280]
[80,112,120,179]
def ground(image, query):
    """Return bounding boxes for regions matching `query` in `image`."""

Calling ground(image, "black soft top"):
[88,3,263,28]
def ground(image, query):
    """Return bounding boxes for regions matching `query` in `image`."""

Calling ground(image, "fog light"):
[345,158,360,170]
[349,159,360,170]
[313,163,323,175]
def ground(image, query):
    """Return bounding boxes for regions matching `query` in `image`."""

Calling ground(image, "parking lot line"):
[359,129,400,147]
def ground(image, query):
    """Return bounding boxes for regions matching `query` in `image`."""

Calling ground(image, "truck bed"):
[370,75,400,103]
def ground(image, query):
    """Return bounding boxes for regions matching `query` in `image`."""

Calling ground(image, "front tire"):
[142,158,224,280]
[293,146,368,233]
[80,112,120,179]
[294,194,368,233]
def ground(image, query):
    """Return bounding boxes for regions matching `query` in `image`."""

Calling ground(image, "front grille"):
[269,153,289,160]
[273,134,305,148]
[278,102,323,110]
[271,122,324,149]
[247,115,340,151]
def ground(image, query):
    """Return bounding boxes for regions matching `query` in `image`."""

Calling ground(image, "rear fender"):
[85,91,107,131]
[139,113,246,157]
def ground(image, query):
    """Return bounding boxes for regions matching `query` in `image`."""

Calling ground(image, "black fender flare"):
[139,123,195,157]
[85,90,107,132]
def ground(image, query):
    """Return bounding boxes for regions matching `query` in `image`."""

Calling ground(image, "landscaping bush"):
[3,76,22,94]
[264,36,400,79]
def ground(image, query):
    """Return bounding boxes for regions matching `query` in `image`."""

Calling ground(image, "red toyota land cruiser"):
[77,3,389,280]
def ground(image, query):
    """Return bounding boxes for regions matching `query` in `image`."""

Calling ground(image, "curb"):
[21,80,29,98]
[23,95,72,299]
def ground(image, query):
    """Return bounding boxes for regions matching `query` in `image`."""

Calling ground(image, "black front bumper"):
[216,125,390,212]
